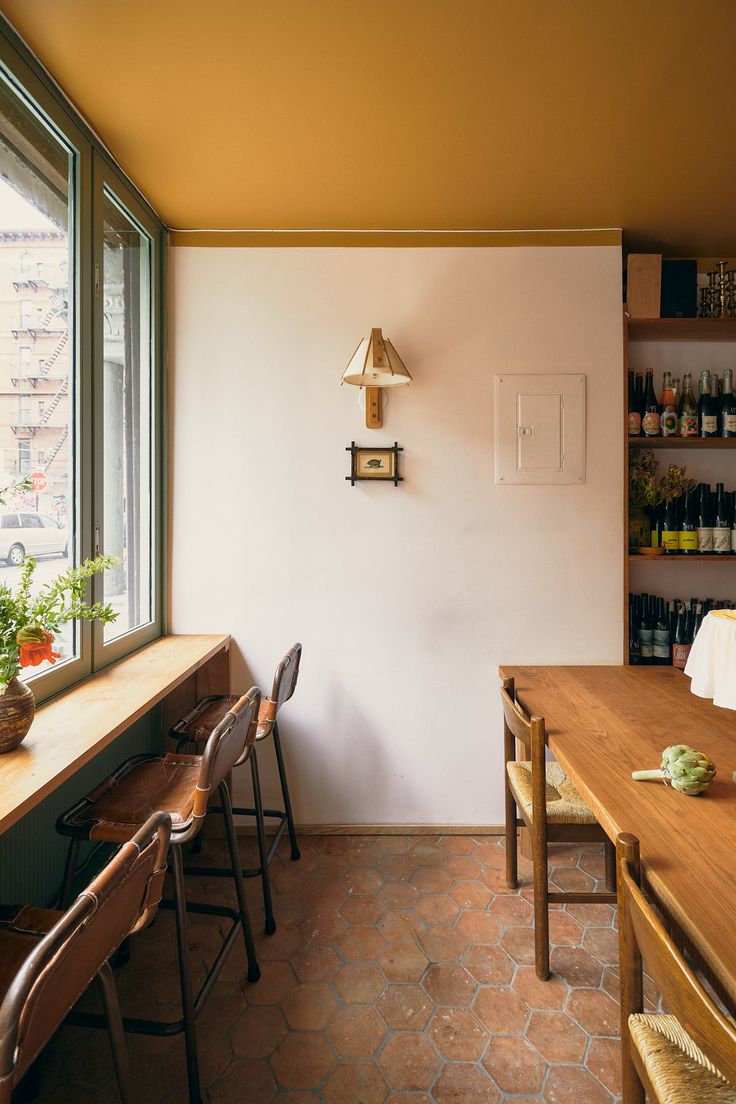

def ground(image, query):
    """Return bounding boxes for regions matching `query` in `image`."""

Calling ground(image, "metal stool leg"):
[220,781,261,982]
[272,722,300,861]
[58,837,82,908]
[249,751,276,934]
[97,960,133,1104]
[171,844,202,1104]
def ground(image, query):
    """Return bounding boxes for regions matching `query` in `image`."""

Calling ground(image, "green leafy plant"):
[629,449,696,508]
[0,554,119,693]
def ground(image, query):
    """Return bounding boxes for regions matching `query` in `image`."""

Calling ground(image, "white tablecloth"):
[685,610,736,710]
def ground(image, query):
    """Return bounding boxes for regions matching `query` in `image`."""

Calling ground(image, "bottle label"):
[650,530,660,548]
[701,415,718,434]
[628,412,642,435]
[678,530,698,551]
[732,529,736,553]
[662,531,679,551]
[725,414,736,434]
[680,414,698,437]
[642,411,661,436]
[653,629,670,660]
[661,409,678,436]
[638,628,653,658]
[698,527,714,553]
[714,528,731,553]
[673,643,691,670]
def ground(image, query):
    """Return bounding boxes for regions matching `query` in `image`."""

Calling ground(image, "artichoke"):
[632,743,716,796]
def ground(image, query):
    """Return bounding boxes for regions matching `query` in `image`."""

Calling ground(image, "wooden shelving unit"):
[624,313,736,663]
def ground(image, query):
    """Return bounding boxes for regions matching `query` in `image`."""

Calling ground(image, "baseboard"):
[234,824,504,837]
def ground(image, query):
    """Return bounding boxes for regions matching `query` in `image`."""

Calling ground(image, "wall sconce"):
[341,327,412,428]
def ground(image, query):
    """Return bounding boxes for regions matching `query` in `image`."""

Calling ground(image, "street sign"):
[29,471,48,493]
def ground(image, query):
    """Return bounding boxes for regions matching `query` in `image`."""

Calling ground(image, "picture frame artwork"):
[346,442,403,486]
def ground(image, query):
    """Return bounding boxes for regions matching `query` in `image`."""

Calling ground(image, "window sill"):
[0,633,230,834]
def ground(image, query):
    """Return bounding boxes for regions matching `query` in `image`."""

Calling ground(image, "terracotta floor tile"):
[411,866,453,894]
[333,961,386,1003]
[419,926,468,964]
[483,1034,547,1094]
[229,1004,288,1058]
[335,926,386,961]
[281,981,339,1029]
[431,1063,501,1103]
[377,1032,441,1091]
[328,1005,387,1057]
[473,840,506,868]
[438,835,476,854]
[500,924,537,964]
[415,894,460,926]
[489,893,534,925]
[271,1031,336,1090]
[347,842,383,868]
[345,868,384,894]
[409,844,445,867]
[587,1036,624,1096]
[527,1010,588,1063]
[455,909,503,944]
[565,901,615,926]
[422,965,477,1007]
[377,982,436,1030]
[448,881,493,910]
[208,1057,276,1104]
[255,924,303,962]
[550,867,596,894]
[375,835,413,853]
[339,893,385,926]
[429,1007,487,1060]
[378,910,426,942]
[463,943,515,985]
[376,855,417,882]
[378,940,430,982]
[289,941,340,983]
[378,881,421,910]
[549,944,605,987]
[243,960,298,1005]
[512,965,569,1010]
[566,987,620,1036]
[473,986,530,1033]
[302,878,349,908]
[583,925,621,965]
[547,909,584,946]
[443,855,482,881]
[297,908,346,943]
[543,1064,614,1103]
[322,1059,388,1104]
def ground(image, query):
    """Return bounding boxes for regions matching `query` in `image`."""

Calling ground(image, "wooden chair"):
[501,674,617,980]
[56,688,262,1104]
[171,643,302,935]
[0,811,171,1104]
[617,832,736,1104]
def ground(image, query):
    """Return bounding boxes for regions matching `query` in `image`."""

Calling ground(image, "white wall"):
[170,245,623,826]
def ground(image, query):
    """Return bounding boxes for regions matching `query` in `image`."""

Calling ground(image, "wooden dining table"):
[499,664,736,1010]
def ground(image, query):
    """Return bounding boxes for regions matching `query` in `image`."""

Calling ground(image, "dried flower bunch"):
[629,449,696,509]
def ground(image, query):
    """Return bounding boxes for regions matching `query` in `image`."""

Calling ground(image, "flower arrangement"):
[629,449,696,508]
[0,554,119,694]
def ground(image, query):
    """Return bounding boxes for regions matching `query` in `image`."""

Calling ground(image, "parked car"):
[0,511,67,566]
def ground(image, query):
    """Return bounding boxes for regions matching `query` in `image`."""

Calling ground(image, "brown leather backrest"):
[271,643,302,712]
[0,811,171,1090]
[195,687,260,815]
[618,834,736,1087]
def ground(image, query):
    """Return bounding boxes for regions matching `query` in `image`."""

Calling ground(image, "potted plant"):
[0,553,119,753]
[628,449,695,551]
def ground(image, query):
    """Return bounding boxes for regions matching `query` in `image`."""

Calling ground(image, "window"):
[0,27,164,699]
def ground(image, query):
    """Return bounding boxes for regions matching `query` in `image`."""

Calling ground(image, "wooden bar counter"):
[0,634,230,835]
[499,664,736,1009]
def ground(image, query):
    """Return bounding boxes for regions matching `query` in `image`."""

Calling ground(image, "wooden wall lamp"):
[341,327,412,428]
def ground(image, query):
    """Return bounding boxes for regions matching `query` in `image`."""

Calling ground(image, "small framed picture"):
[346,442,403,486]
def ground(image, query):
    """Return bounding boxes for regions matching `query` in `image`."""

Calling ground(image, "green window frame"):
[0,18,166,703]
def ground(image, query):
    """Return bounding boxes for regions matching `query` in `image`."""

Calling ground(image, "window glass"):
[101,189,152,642]
[0,73,76,676]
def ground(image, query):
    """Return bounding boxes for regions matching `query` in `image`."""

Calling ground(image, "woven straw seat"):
[629,1013,736,1103]
[506,760,597,825]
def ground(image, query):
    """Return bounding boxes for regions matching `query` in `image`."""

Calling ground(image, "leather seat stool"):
[171,643,302,935]
[56,689,262,1104]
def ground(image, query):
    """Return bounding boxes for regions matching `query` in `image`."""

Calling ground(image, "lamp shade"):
[341,328,412,388]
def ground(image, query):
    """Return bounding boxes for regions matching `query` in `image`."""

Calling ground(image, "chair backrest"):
[0,811,171,1094]
[500,675,548,822]
[617,832,736,1090]
[270,643,302,713]
[194,687,260,820]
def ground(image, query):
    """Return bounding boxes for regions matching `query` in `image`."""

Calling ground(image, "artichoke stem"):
[632,769,665,782]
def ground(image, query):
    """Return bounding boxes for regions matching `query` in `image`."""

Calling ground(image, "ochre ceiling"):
[2,0,735,254]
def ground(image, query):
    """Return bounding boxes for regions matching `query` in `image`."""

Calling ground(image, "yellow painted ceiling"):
[1,0,735,253]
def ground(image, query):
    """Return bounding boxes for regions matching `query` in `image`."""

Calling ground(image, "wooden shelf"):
[628,437,736,449]
[627,318,736,341]
[629,554,735,563]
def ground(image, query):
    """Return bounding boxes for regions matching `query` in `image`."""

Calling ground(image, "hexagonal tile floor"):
[31,834,649,1102]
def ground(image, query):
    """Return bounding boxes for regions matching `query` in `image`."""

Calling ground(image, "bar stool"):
[56,688,262,1104]
[0,811,171,1104]
[171,643,302,935]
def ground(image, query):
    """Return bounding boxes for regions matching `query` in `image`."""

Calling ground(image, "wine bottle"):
[638,594,653,664]
[642,371,661,437]
[732,497,736,553]
[713,482,731,554]
[678,373,698,437]
[660,370,678,437]
[700,372,719,437]
[653,597,670,665]
[662,497,679,554]
[629,595,641,665]
[628,370,641,436]
[722,368,736,437]
[650,501,663,549]
[678,489,698,554]
[672,604,692,670]
[697,483,714,554]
